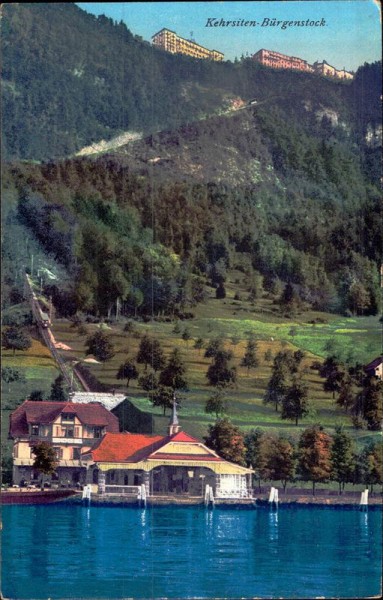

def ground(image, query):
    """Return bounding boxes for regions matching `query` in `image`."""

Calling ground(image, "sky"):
[76,1,381,71]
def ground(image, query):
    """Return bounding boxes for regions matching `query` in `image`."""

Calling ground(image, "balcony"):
[52,437,83,445]
[57,460,82,467]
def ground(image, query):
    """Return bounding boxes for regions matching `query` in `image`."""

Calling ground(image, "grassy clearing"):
[50,274,380,446]
[4,271,379,451]
[2,338,60,466]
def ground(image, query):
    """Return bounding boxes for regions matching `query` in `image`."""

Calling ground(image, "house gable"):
[150,432,221,461]
[9,400,119,438]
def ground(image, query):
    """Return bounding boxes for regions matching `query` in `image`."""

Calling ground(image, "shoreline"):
[66,491,382,509]
[3,488,382,508]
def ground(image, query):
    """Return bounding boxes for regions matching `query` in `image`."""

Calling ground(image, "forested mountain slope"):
[3,88,381,320]
[1,1,381,174]
[1,3,381,323]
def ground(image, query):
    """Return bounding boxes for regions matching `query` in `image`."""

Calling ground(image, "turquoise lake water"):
[1,504,382,599]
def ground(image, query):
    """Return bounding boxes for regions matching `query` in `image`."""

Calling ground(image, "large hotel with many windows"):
[252,49,353,80]
[152,28,224,61]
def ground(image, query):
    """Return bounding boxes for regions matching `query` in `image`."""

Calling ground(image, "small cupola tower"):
[168,392,181,436]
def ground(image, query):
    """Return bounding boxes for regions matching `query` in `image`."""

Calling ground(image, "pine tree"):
[244,428,265,491]
[2,326,32,355]
[151,385,174,415]
[205,388,227,418]
[358,441,383,492]
[356,377,383,430]
[206,350,237,387]
[320,356,346,398]
[330,426,355,494]
[50,375,68,402]
[159,348,187,390]
[336,375,356,413]
[194,337,204,353]
[281,378,309,425]
[240,338,259,375]
[85,330,115,363]
[136,335,165,372]
[264,351,296,411]
[116,360,138,388]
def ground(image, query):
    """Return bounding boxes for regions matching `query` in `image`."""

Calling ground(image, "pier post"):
[143,472,150,498]
[98,472,106,495]
[360,488,369,511]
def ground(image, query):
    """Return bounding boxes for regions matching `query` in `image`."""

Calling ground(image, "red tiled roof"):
[169,431,200,443]
[9,400,119,437]
[90,433,165,462]
[87,430,225,464]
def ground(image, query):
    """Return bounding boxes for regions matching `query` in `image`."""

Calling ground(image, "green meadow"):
[2,339,60,471]
[1,272,381,478]
[49,272,380,444]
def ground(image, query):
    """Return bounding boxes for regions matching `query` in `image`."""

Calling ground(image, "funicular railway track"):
[24,273,88,392]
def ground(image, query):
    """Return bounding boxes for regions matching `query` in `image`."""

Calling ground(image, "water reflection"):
[359,511,373,561]
[269,509,279,542]
[140,508,148,542]
[2,505,382,600]
[29,508,49,580]
[204,507,214,537]
[359,511,368,539]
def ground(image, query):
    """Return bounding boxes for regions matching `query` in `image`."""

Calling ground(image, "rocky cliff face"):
[365,123,382,148]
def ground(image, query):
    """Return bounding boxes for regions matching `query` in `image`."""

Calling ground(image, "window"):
[31,425,39,436]
[61,413,75,423]
[73,448,81,460]
[53,447,63,459]
[61,427,74,438]
[93,427,103,438]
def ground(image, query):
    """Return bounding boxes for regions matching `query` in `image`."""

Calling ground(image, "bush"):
[351,415,367,430]
[173,320,181,334]
[310,361,322,371]
[85,315,100,324]
[77,324,88,336]
[124,321,136,333]
[2,307,33,327]
[216,283,226,299]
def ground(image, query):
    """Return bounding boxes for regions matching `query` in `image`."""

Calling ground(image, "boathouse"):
[82,402,253,499]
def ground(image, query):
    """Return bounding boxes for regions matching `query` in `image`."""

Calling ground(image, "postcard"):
[1,2,382,599]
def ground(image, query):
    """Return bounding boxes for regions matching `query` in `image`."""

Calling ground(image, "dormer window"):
[61,413,75,423]
[31,425,39,436]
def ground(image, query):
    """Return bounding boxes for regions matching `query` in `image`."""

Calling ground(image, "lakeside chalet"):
[9,398,253,500]
[9,400,119,486]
